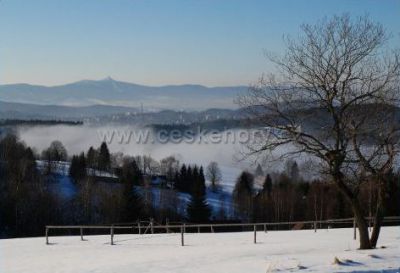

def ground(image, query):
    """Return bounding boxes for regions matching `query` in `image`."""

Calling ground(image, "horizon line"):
[0,77,251,89]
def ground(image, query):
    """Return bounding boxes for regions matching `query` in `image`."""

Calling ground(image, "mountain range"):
[0,77,247,110]
[0,99,247,125]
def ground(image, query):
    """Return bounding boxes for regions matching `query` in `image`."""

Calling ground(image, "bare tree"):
[141,155,160,176]
[237,15,400,249]
[349,103,400,247]
[160,156,180,187]
[41,140,68,174]
[206,161,222,191]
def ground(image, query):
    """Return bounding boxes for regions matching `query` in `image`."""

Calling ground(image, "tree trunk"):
[351,199,372,249]
[369,204,383,248]
[370,181,387,248]
[335,174,372,249]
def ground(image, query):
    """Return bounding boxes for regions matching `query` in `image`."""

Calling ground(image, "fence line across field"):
[45,216,400,246]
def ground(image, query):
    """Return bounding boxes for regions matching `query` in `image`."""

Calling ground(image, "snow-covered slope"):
[2,227,399,273]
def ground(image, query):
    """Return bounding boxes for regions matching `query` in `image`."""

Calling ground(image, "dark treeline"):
[0,119,83,126]
[0,134,212,238]
[232,162,400,225]
[1,134,399,238]
[0,135,57,237]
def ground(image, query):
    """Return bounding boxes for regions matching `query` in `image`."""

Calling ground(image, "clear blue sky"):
[0,0,399,86]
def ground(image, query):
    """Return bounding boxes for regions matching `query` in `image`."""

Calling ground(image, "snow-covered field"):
[2,227,399,273]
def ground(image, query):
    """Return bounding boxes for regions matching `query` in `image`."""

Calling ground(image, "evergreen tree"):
[69,152,87,182]
[98,142,111,171]
[69,155,79,180]
[255,164,264,177]
[120,183,143,222]
[192,165,200,192]
[120,160,143,222]
[187,172,211,223]
[78,152,87,178]
[175,164,187,192]
[187,166,192,174]
[233,171,254,220]
[199,166,205,185]
[285,160,300,183]
[86,146,98,169]
[263,174,273,197]
[120,158,143,185]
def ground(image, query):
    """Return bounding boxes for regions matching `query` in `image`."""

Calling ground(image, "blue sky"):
[0,0,399,86]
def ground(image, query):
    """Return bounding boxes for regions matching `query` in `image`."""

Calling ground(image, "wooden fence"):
[45,216,400,246]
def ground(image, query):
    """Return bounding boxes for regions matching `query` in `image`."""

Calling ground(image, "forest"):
[1,133,399,238]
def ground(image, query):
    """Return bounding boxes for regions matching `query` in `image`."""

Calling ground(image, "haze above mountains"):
[0,77,246,111]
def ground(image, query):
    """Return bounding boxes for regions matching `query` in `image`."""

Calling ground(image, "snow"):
[136,187,235,218]
[2,227,399,273]
[36,160,118,178]
[48,174,77,200]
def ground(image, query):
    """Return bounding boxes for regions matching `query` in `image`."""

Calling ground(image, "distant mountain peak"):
[101,76,115,82]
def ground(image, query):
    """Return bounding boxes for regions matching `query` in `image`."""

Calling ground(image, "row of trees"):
[68,147,214,224]
[232,170,400,226]
[0,136,216,238]
[1,133,399,238]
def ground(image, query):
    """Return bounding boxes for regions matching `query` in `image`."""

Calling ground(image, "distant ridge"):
[0,78,247,110]
[0,100,140,120]
[0,100,246,123]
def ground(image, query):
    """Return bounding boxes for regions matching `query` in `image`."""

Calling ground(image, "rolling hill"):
[0,78,247,110]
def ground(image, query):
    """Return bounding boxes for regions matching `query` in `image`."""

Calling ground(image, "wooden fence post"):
[353,219,357,240]
[150,219,154,234]
[80,227,83,241]
[211,225,214,233]
[45,227,49,245]
[181,225,185,246]
[253,225,257,244]
[314,221,317,233]
[138,222,141,235]
[111,226,114,245]
[264,224,267,233]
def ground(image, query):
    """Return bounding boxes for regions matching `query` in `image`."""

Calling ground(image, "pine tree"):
[69,153,86,182]
[263,174,272,197]
[199,166,205,184]
[192,165,199,192]
[233,171,254,220]
[86,146,98,169]
[255,164,264,177]
[98,142,111,171]
[120,159,143,222]
[69,155,78,179]
[186,165,193,193]
[187,172,211,223]
[120,158,143,185]
[78,152,87,177]
[175,164,187,192]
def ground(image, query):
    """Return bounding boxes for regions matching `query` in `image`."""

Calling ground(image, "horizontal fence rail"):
[45,216,400,246]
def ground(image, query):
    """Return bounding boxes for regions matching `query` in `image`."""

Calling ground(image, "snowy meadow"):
[2,227,400,273]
